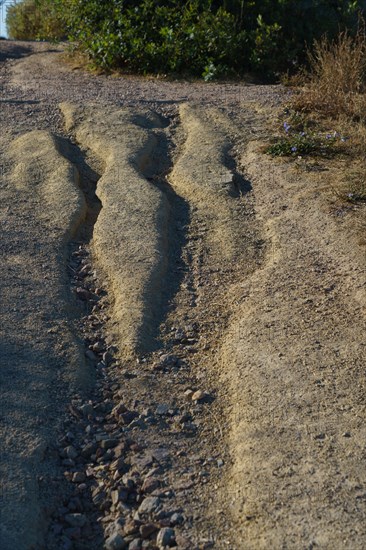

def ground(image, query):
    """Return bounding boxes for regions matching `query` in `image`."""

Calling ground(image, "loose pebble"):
[128,539,142,550]
[142,477,160,494]
[139,523,157,539]
[191,390,206,402]
[105,532,127,550]
[64,446,78,460]
[138,496,161,515]
[184,389,194,400]
[156,527,175,548]
[47,223,225,548]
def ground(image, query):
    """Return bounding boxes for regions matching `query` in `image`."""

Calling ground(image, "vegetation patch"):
[267,25,366,211]
[5,0,366,79]
[335,170,366,203]
[266,113,346,158]
[5,0,64,41]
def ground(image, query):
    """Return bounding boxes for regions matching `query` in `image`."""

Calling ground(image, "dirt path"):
[0,41,365,550]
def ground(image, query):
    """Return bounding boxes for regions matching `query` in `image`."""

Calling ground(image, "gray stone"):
[174,329,186,342]
[142,477,160,494]
[159,354,179,366]
[121,410,139,425]
[81,442,97,458]
[62,459,75,467]
[110,458,127,472]
[156,528,175,548]
[76,287,92,301]
[139,523,158,539]
[103,351,113,365]
[170,512,184,526]
[151,448,170,462]
[105,532,127,550]
[111,488,129,504]
[128,539,142,550]
[129,418,147,429]
[184,389,194,400]
[156,404,169,416]
[138,496,161,515]
[65,446,78,460]
[191,390,206,402]
[72,472,86,483]
[80,403,94,417]
[92,340,104,352]
[64,526,81,539]
[130,453,153,471]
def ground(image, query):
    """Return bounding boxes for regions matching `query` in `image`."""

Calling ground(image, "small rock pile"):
[47,241,218,549]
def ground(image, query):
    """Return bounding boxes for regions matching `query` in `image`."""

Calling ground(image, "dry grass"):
[285,27,366,215]
[292,28,366,121]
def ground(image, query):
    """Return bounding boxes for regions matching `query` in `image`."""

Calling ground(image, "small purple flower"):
[284,122,291,133]
[291,146,297,152]
[326,134,332,139]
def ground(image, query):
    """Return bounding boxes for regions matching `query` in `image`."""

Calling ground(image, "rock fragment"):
[65,446,78,460]
[139,523,158,539]
[105,532,127,550]
[138,496,161,515]
[156,527,175,548]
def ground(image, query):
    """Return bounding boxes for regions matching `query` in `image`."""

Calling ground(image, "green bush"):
[6,0,65,41]
[56,0,244,77]
[6,0,366,79]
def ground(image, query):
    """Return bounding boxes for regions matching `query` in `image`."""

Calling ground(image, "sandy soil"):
[0,41,365,550]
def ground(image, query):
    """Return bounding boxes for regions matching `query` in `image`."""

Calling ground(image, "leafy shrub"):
[6,0,65,41]
[56,0,243,77]
[6,0,366,79]
[223,0,365,79]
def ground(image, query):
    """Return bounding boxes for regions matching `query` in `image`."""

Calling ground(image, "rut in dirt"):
[43,105,263,549]
[45,115,204,549]
[58,117,192,353]
[57,137,102,247]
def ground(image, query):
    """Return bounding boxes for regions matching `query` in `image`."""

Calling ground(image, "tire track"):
[60,103,179,358]
[43,103,264,549]
[1,99,264,549]
[0,131,89,550]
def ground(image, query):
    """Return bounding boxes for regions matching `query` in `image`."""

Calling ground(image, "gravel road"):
[1,40,365,550]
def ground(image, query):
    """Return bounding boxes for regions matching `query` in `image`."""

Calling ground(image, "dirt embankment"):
[0,41,365,550]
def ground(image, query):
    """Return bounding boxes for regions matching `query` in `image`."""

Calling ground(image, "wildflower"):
[284,122,291,133]
[326,134,332,139]
[291,146,297,152]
